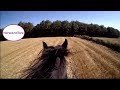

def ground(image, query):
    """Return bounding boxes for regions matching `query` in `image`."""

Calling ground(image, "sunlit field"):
[1,37,120,79]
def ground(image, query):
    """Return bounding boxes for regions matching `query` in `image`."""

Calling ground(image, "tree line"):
[0,20,120,41]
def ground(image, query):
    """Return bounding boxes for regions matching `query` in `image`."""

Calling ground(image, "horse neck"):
[50,57,67,79]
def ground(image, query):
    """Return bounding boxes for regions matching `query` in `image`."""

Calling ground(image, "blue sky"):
[0,11,120,31]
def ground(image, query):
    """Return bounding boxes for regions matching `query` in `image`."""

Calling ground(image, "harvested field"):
[1,37,120,79]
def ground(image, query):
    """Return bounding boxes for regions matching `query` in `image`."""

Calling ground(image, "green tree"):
[18,21,34,38]
[50,20,62,36]
[61,20,71,36]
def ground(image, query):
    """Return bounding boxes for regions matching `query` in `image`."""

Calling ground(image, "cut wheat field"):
[1,37,120,79]
[93,37,120,45]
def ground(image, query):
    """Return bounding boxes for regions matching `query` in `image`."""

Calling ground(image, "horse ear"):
[62,39,68,49]
[43,41,48,49]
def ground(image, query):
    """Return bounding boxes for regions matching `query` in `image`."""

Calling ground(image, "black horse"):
[22,39,69,79]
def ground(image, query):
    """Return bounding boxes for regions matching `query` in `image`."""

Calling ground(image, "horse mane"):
[21,39,69,79]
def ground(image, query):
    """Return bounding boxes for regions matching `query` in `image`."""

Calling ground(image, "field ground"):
[1,37,120,79]
[92,37,120,45]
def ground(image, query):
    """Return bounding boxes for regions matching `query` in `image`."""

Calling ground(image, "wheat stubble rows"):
[1,37,120,78]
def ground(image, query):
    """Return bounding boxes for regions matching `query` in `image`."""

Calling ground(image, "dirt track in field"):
[1,37,120,79]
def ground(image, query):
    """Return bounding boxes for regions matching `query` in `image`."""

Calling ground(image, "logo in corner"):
[3,24,25,41]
